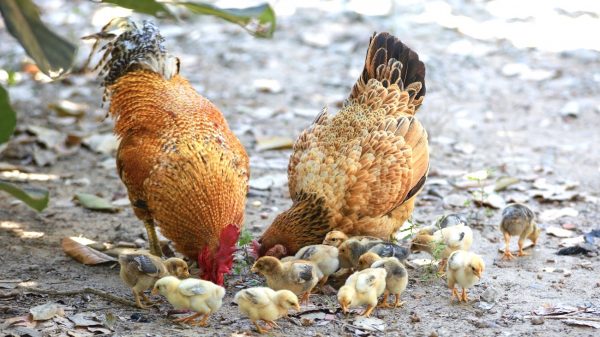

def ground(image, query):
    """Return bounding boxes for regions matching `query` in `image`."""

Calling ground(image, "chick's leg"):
[143,219,162,257]
[394,294,405,308]
[266,320,279,328]
[517,237,529,257]
[173,312,202,324]
[437,259,447,276]
[139,292,157,306]
[378,291,390,308]
[317,275,329,288]
[191,314,209,327]
[253,321,267,334]
[460,288,469,302]
[502,232,514,260]
[300,292,311,305]
[361,305,375,317]
[133,291,146,309]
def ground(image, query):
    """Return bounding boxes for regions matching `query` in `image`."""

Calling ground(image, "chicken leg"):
[450,286,460,301]
[502,232,515,260]
[173,312,203,324]
[361,305,375,317]
[143,219,162,256]
[517,238,529,257]
[378,291,390,308]
[254,321,272,334]
[393,294,404,308]
[460,288,469,302]
[192,314,210,327]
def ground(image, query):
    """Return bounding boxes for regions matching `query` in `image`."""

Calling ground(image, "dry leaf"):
[74,193,119,213]
[68,312,101,327]
[62,237,117,265]
[48,100,87,118]
[563,319,600,329]
[255,136,294,151]
[353,316,386,332]
[547,226,575,238]
[539,207,579,222]
[30,302,65,321]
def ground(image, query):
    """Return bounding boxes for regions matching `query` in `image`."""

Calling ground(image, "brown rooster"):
[89,19,249,285]
[255,32,429,257]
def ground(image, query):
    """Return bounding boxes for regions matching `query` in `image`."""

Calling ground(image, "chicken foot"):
[253,320,273,334]
[360,305,375,317]
[173,312,203,324]
[502,232,515,260]
[460,288,469,302]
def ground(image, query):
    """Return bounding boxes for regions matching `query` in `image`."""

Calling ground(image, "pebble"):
[251,200,262,208]
[531,316,544,325]
[260,212,269,219]
[410,312,421,323]
[480,287,498,303]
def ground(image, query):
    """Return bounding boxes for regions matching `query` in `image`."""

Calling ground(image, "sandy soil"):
[1,1,599,336]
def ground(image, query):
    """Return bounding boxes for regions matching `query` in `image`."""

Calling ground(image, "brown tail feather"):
[350,32,426,109]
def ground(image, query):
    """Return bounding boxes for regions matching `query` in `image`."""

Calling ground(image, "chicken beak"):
[475,270,482,279]
[341,304,348,315]
[295,304,301,311]
[151,287,159,296]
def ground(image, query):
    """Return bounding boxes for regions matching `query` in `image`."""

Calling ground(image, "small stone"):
[410,312,421,323]
[251,200,262,208]
[563,270,572,277]
[480,287,498,303]
[537,273,543,280]
[429,332,439,337]
[531,316,544,325]
[260,212,269,219]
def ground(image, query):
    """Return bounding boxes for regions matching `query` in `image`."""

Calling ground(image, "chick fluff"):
[410,222,473,274]
[446,250,485,303]
[338,236,385,268]
[500,203,540,260]
[118,253,189,308]
[251,256,321,304]
[152,276,225,326]
[337,267,387,317]
[289,244,340,286]
[234,287,300,334]
[323,230,349,248]
[359,253,408,308]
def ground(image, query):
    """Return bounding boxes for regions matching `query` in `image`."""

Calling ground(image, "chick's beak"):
[295,304,301,311]
[474,269,482,279]
[151,286,159,296]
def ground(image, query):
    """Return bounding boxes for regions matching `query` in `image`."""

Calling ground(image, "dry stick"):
[21,286,137,308]
[528,315,600,322]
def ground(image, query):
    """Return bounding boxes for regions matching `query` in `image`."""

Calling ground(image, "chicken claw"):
[450,286,460,301]
[360,305,375,317]
[460,288,469,302]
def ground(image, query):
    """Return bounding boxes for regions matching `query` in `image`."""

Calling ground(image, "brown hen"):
[256,32,429,257]
[90,19,249,285]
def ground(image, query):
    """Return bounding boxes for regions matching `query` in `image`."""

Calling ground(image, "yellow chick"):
[371,257,408,308]
[446,250,485,303]
[410,223,473,273]
[152,276,225,326]
[251,256,321,304]
[323,230,349,247]
[500,203,540,260]
[338,236,385,269]
[337,267,387,317]
[234,287,300,334]
[287,244,340,286]
[118,254,189,308]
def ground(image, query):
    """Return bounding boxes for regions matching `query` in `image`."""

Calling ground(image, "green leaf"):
[176,2,276,38]
[0,85,17,144]
[0,180,49,212]
[0,0,76,79]
[101,0,173,18]
[74,193,120,213]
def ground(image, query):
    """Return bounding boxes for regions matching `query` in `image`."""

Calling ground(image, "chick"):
[234,287,300,334]
[338,236,385,268]
[357,251,382,271]
[118,254,189,308]
[368,242,410,264]
[371,257,408,308]
[285,244,340,287]
[419,213,467,235]
[323,230,349,247]
[152,276,225,326]
[500,203,540,260]
[410,223,473,273]
[338,267,387,317]
[446,250,485,303]
[251,256,321,304]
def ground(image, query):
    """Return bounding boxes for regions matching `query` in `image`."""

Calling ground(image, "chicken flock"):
[88,19,541,334]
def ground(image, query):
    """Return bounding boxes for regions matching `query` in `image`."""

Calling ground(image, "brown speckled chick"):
[338,236,385,268]
[119,253,189,308]
[500,203,540,260]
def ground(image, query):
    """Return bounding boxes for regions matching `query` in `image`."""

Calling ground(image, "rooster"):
[255,32,429,257]
[89,19,249,285]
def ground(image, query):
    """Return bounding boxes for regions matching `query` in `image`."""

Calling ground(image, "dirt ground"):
[1,0,600,336]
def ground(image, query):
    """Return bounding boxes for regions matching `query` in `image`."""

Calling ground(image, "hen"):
[256,32,429,257]
[89,19,249,285]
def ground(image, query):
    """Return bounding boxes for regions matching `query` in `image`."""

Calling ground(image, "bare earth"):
[1,1,599,336]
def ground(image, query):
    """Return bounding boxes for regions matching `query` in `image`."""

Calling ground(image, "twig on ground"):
[20,286,137,308]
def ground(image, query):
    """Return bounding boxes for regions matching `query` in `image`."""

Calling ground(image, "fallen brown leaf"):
[61,237,117,265]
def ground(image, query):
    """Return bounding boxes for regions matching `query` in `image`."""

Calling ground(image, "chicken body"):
[371,257,408,308]
[257,32,429,257]
[411,223,473,273]
[338,236,385,268]
[446,250,485,303]
[251,256,321,303]
[92,20,248,285]
[152,276,225,326]
[234,287,300,334]
[289,244,340,286]
[118,254,189,308]
[500,203,540,260]
[338,268,387,317]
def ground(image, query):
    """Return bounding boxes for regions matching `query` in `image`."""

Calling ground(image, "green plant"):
[0,0,276,211]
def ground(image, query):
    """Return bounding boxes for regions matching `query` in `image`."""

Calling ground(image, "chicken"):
[286,244,340,286]
[338,236,385,268]
[410,223,473,273]
[255,32,429,257]
[251,256,321,304]
[152,276,225,326]
[418,213,467,235]
[446,250,485,303]
[369,242,410,263]
[500,203,540,260]
[337,268,387,317]
[323,230,349,248]
[371,257,408,308]
[89,19,249,285]
[234,287,300,334]
[118,254,189,308]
